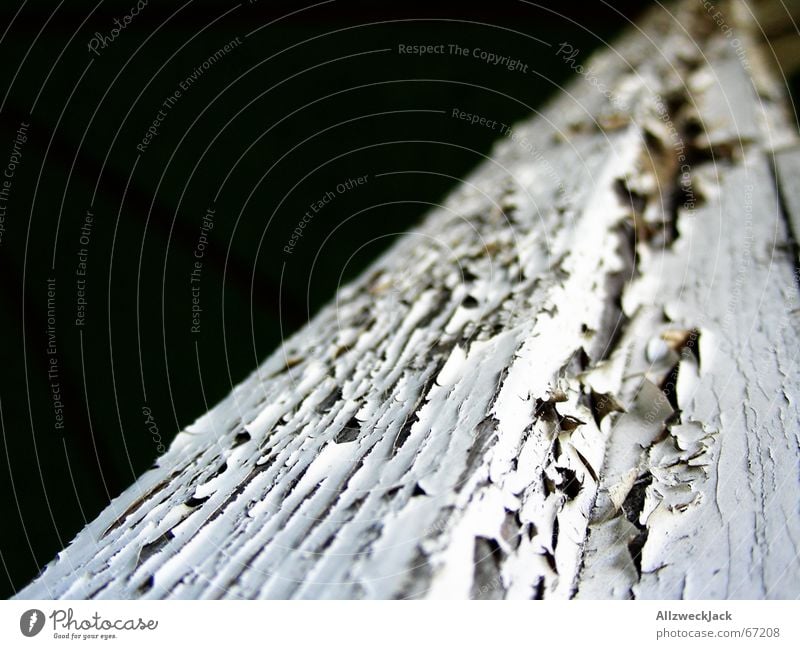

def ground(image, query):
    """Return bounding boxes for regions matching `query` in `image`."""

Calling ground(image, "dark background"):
[2,0,790,598]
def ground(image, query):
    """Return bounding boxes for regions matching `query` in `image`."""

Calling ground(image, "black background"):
[0,0,746,598]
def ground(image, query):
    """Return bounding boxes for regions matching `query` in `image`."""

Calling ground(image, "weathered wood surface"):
[18,0,800,599]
